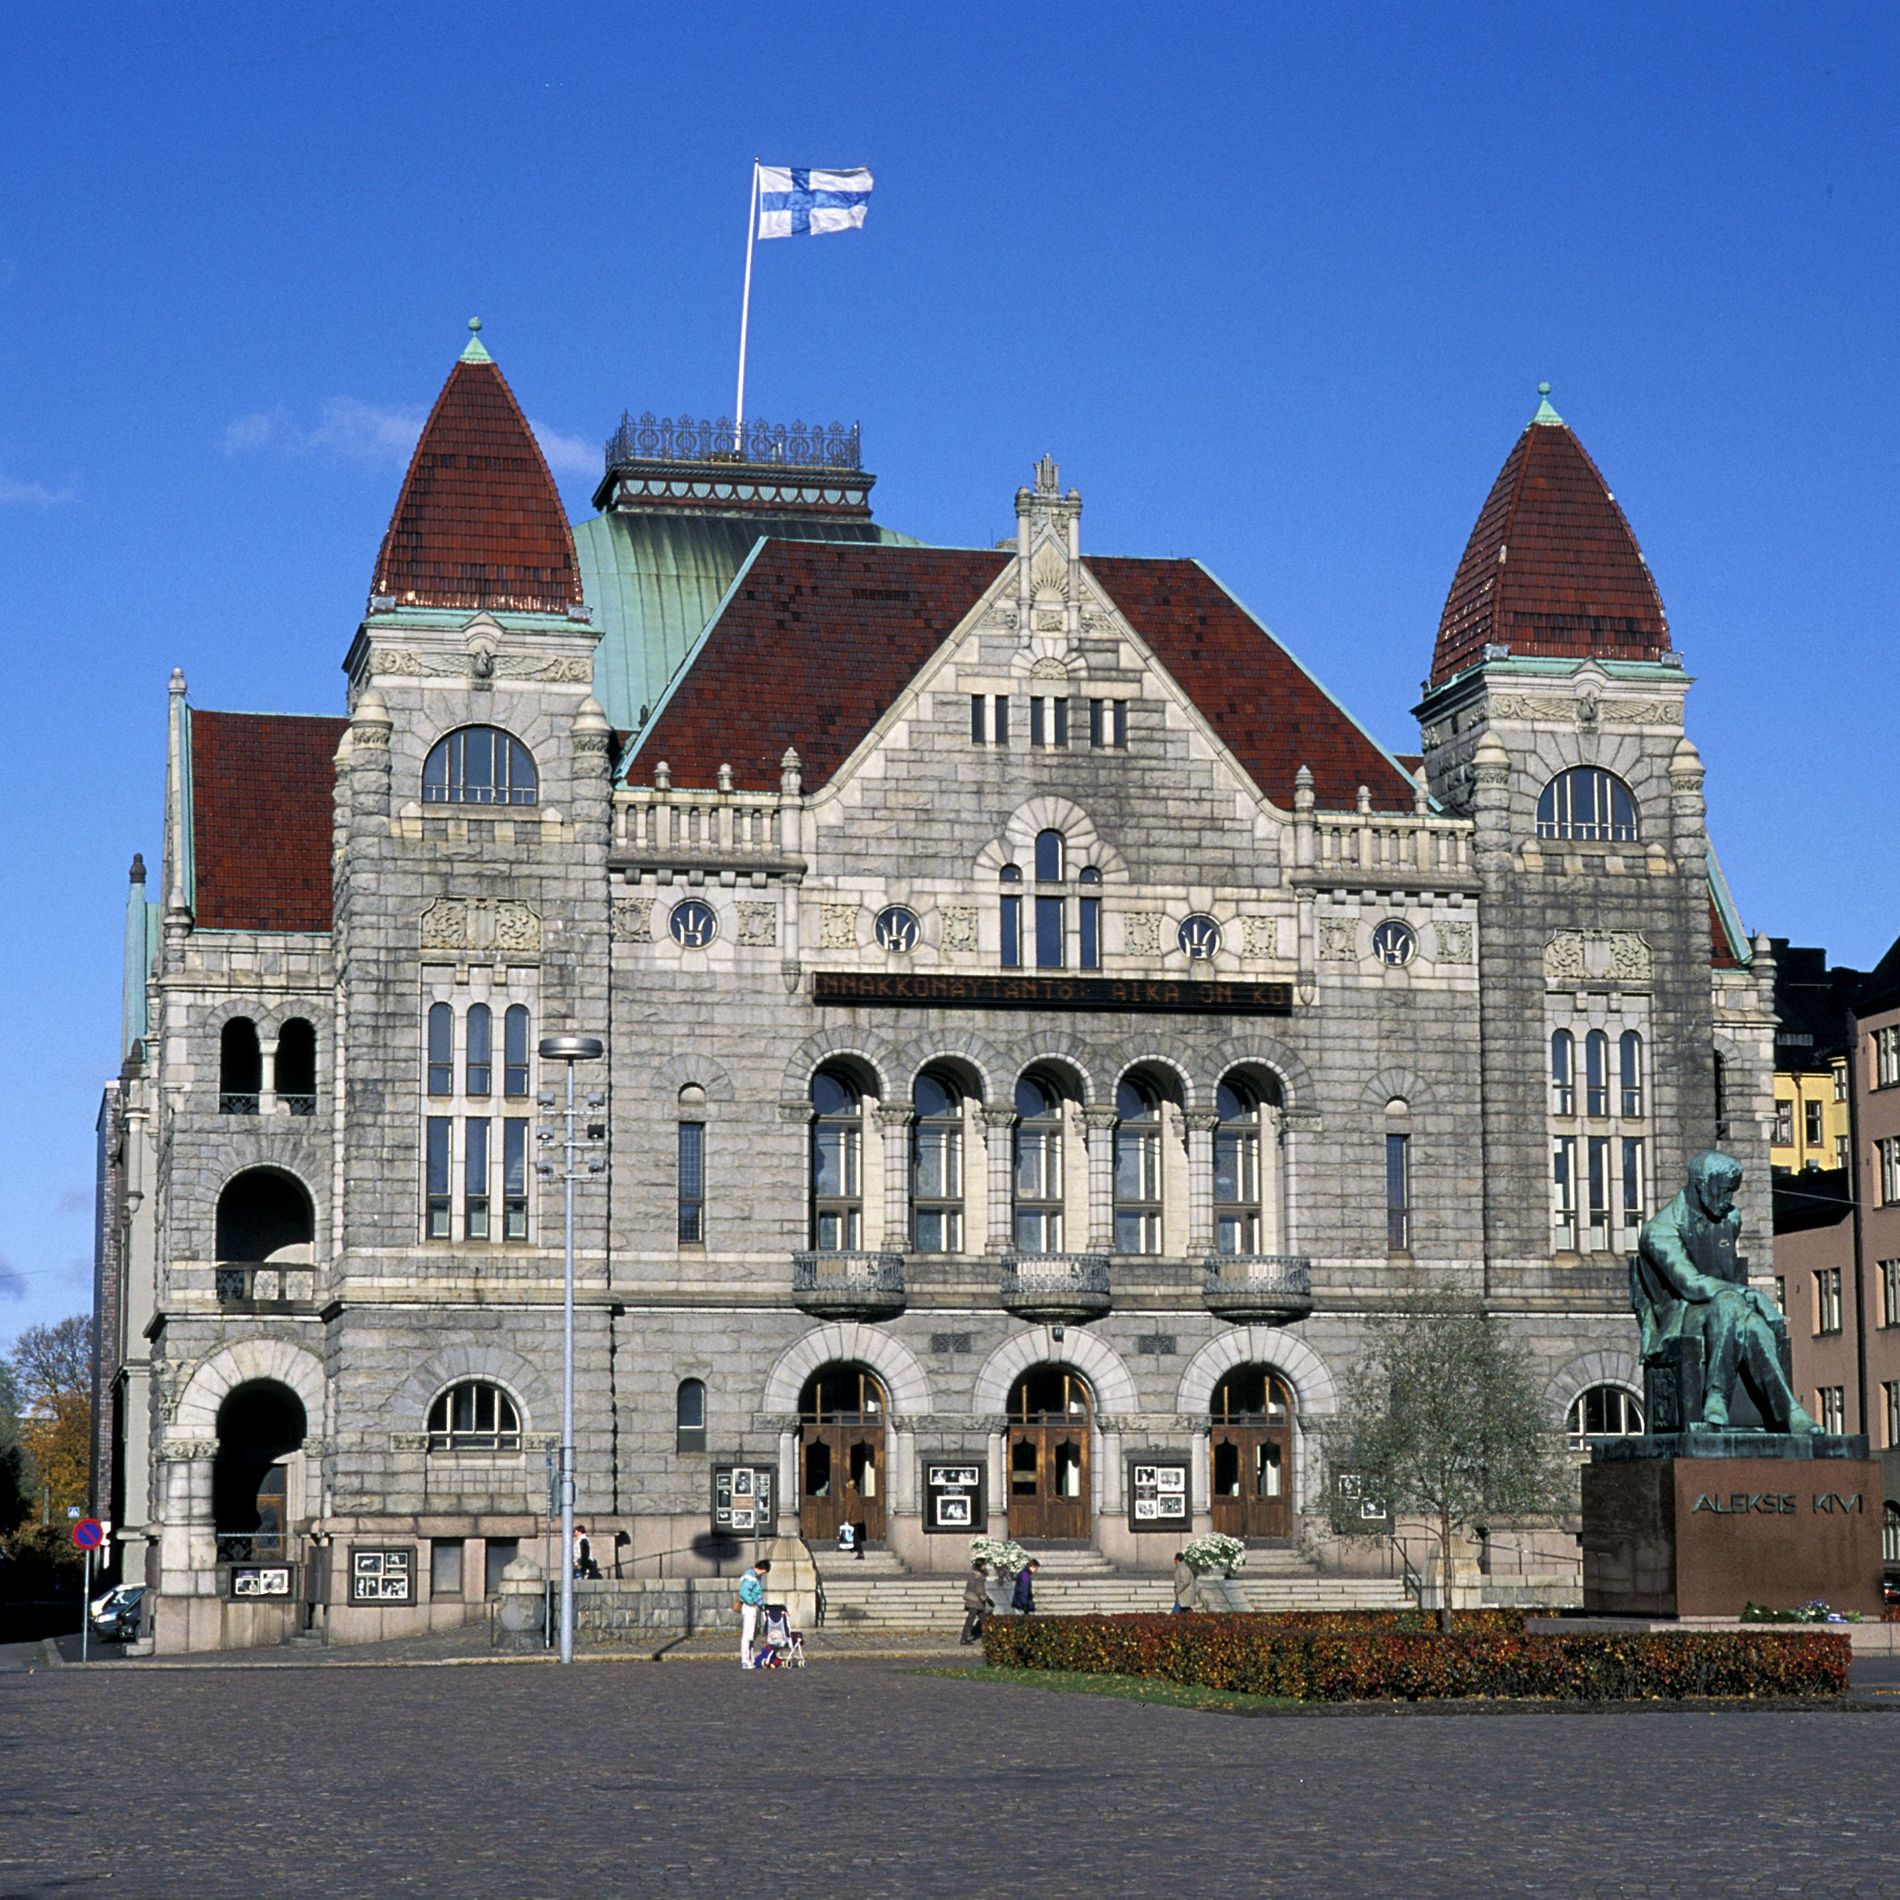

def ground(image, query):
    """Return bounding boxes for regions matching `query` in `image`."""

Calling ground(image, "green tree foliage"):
[0,1361,32,1534]
[9,1314,94,1520]
[1322,1306,1571,1631]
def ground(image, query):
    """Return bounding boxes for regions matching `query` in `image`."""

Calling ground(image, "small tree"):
[0,1361,32,1534]
[9,1315,94,1519]
[1322,1305,1570,1631]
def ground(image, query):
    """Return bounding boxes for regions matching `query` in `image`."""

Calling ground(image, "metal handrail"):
[1201,1254,1313,1292]
[792,1251,906,1293]
[605,411,862,472]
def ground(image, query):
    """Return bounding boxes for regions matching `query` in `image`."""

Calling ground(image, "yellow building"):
[1770,942,1857,1175]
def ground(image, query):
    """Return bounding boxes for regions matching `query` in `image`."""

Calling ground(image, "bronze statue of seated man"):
[1631,1150,1817,1434]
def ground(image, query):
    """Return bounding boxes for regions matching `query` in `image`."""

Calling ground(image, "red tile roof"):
[191,711,345,932]
[635,542,1414,809]
[1430,420,1670,687]
[371,355,581,614]
[1710,897,1744,970]
[1089,558,1416,809]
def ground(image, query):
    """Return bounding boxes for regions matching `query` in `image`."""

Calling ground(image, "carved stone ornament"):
[1030,541,1069,601]
[612,895,653,942]
[157,1438,219,1462]
[1544,930,1653,986]
[1433,921,1474,965]
[494,902,540,952]
[387,1432,431,1453]
[941,906,979,952]
[1029,656,1070,680]
[488,654,593,684]
[419,898,469,951]
[1122,913,1163,958]
[1487,694,1575,722]
[1241,916,1278,960]
[419,897,542,955]
[736,901,778,947]
[1598,699,1681,726]
[370,648,425,678]
[820,904,860,948]
[1319,917,1359,961]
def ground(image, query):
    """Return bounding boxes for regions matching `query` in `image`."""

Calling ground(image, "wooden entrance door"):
[1006,1367,1092,1541]
[1209,1366,1295,1540]
[798,1364,886,1545]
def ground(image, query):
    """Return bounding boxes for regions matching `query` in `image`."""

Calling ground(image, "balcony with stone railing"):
[214,1264,319,1310]
[1000,1253,1112,1323]
[1201,1254,1314,1324]
[792,1250,907,1321]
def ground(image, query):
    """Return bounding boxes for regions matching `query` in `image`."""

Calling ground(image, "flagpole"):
[733,158,760,456]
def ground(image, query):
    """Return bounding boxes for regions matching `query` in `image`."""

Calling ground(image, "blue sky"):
[2,2,1895,1342]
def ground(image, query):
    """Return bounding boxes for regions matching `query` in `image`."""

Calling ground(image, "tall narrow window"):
[1089,698,1104,747]
[503,1118,528,1240]
[275,1018,316,1115]
[466,1004,492,1096]
[1714,1050,1730,1137]
[676,1378,707,1453]
[1621,1136,1646,1236]
[811,1069,863,1250]
[1553,1137,1578,1249]
[1585,1030,1609,1118]
[427,1004,453,1097]
[911,1072,964,1253]
[1550,1030,1575,1116]
[1114,1079,1164,1254]
[1586,1135,1611,1249]
[1619,1031,1644,1117]
[678,1121,705,1244]
[1013,1075,1064,1251]
[1078,868,1101,971]
[1816,1269,1843,1335]
[993,696,1010,746]
[1883,1259,1900,1328]
[999,866,1022,969]
[1035,828,1064,881]
[969,694,985,744]
[1030,696,1046,747]
[1051,697,1069,747]
[219,1018,262,1114]
[426,1116,452,1239]
[1035,830,1066,970]
[504,1005,530,1097]
[1385,1129,1411,1253]
[465,1117,490,1239]
[1214,1081,1262,1256]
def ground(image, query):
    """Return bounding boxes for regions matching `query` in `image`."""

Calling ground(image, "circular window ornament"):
[874,905,921,953]
[1177,914,1222,960]
[1371,919,1417,967]
[669,899,719,949]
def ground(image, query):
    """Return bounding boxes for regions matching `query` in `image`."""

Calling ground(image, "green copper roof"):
[1531,380,1563,426]
[460,316,492,364]
[574,509,919,734]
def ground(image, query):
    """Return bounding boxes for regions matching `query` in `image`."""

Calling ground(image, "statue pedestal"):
[1582,1437,1882,1618]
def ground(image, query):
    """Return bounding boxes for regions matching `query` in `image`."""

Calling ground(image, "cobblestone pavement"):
[4,1659,1899,1898]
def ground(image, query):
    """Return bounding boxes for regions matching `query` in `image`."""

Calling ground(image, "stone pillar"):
[983,1105,1016,1254]
[1083,1106,1118,1252]
[1185,1109,1217,1254]
[878,1106,913,1251]
[1263,1106,1287,1255]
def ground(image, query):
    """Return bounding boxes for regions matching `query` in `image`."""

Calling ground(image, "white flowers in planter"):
[1182,1533,1246,1576]
[970,1536,1029,1578]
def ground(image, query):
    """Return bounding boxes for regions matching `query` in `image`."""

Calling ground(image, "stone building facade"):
[94,337,1776,1649]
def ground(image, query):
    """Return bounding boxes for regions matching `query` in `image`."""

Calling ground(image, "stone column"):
[1263,1106,1287,1255]
[1185,1109,1217,1254]
[877,1106,913,1251]
[1083,1106,1118,1252]
[983,1105,1016,1254]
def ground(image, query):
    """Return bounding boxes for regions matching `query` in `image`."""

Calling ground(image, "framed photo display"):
[711,1465,778,1537]
[228,1564,294,1600]
[349,1546,416,1605]
[922,1461,987,1534]
[1126,1455,1192,1531]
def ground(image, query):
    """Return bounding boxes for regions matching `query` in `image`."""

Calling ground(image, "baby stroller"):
[751,1603,807,1668]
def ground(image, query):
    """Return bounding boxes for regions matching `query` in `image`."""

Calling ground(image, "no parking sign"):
[72,1517,106,1552]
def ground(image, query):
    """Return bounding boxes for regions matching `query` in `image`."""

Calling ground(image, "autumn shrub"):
[980,1613,1847,1701]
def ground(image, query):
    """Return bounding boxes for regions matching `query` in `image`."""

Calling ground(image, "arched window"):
[1536,767,1639,842]
[466,1004,492,1096]
[1550,1030,1575,1117]
[810,1068,863,1250]
[220,1018,261,1113]
[1585,1030,1610,1118]
[999,865,1023,970]
[1013,1074,1065,1251]
[504,1004,530,1097]
[677,1085,706,1246]
[1078,867,1102,971]
[275,1018,316,1115]
[1567,1385,1644,1448]
[428,1381,521,1452]
[1385,1099,1412,1253]
[1620,1031,1645,1117]
[1114,1077,1163,1254]
[1214,1080,1263,1256]
[675,1378,707,1454]
[422,726,538,806]
[1035,828,1065,882]
[215,1168,315,1266]
[427,1003,453,1097]
[1034,829,1066,969]
[911,1070,964,1253]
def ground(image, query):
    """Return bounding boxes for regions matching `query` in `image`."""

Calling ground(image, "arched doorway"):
[798,1364,886,1544]
[1007,1366,1091,1541]
[1209,1365,1294,1540]
[213,1380,307,1562]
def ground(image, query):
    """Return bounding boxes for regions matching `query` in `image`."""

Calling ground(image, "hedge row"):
[981,1614,1848,1701]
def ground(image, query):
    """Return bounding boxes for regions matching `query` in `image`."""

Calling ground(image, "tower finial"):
[460,316,492,364]
[1531,380,1563,426]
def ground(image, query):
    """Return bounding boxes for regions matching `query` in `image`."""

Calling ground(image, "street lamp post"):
[538,1033,604,1665]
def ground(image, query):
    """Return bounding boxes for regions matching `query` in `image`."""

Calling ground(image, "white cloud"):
[221,398,423,465]
[531,420,600,480]
[221,406,292,455]
[0,473,67,506]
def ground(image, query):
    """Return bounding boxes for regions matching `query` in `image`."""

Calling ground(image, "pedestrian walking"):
[736,1557,770,1667]
[960,1561,989,1644]
[1171,1551,1197,1614]
[1011,1557,1039,1616]
[572,1526,601,1580]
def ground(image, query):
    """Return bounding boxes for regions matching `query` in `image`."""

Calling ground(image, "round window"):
[1371,919,1416,967]
[669,899,718,948]
[1177,914,1221,960]
[874,905,921,952]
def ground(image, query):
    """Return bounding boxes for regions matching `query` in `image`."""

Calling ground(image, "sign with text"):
[349,1546,416,1605]
[1126,1456,1192,1530]
[712,1465,777,1537]
[813,972,1294,1016]
[923,1461,987,1534]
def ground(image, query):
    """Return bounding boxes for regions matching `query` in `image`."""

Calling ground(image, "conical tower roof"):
[1429,386,1670,687]
[370,321,581,615]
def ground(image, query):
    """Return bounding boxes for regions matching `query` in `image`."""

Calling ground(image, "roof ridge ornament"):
[1531,380,1563,426]
[460,316,492,365]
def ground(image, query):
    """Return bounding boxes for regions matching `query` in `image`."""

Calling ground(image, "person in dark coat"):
[960,1562,989,1644]
[1011,1558,1040,1615]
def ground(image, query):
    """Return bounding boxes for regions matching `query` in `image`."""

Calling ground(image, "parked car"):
[1881,1576,1900,1609]
[90,1584,145,1641]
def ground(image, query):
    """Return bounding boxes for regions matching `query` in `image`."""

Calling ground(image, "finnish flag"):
[757,166,874,239]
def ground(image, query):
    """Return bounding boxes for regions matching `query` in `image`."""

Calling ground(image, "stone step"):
[811,1550,910,1578]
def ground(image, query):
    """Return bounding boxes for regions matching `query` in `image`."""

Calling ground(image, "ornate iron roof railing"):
[605,411,862,472]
